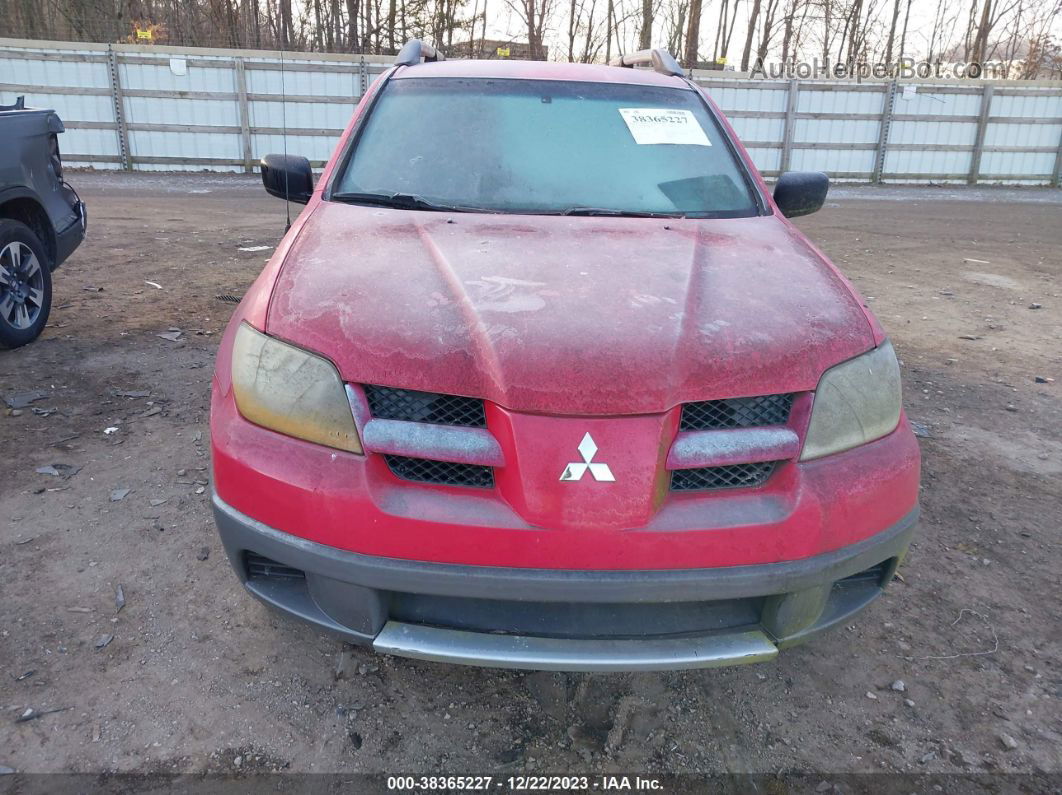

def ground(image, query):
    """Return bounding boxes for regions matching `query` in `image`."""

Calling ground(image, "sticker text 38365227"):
[618,108,712,146]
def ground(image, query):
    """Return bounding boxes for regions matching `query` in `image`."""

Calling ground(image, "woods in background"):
[0,0,1059,77]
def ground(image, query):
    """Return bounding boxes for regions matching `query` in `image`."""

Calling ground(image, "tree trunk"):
[313,0,324,50]
[722,0,741,59]
[605,0,614,61]
[346,0,359,49]
[822,0,830,63]
[361,0,371,52]
[756,0,777,63]
[279,0,292,47]
[386,0,395,51]
[639,0,653,49]
[898,0,912,60]
[780,0,795,65]
[684,0,701,66]
[847,0,862,65]
[884,0,900,64]
[568,0,577,60]
[581,0,598,61]
[252,0,262,47]
[963,0,978,59]
[972,0,993,64]
[739,0,761,70]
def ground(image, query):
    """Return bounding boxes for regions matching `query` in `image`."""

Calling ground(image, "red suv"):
[211,42,920,671]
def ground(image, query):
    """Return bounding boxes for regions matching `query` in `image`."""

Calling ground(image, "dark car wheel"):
[0,219,53,349]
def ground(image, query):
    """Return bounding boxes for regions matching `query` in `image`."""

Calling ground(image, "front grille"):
[680,394,794,431]
[390,592,764,639]
[245,552,305,580]
[385,455,494,488]
[670,461,777,491]
[364,385,485,427]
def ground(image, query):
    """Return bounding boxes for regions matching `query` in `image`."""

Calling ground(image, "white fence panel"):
[3,38,1061,186]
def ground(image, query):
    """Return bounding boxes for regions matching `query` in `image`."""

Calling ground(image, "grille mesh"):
[670,461,777,491]
[364,386,486,427]
[385,455,494,488]
[245,552,305,580]
[680,394,793,431]
[838,561,890,586]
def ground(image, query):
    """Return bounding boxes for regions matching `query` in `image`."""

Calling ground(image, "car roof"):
[392,58,693,89]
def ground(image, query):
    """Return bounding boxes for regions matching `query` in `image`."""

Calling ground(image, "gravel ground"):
[1,174,1059,787]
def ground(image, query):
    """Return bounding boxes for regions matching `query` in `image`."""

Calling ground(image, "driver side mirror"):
[260,154,314,204]
[773,171,829,218]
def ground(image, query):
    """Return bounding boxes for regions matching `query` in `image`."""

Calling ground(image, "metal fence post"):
[359,56,369,97]
[106,45,131,171]
[234,58,253,173]
[779,79,799,174]
[872,81,897,184]
[968,83,994,185]
[1052,123,1062,189]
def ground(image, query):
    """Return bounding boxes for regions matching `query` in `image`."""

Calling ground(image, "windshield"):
[333,78,760,217]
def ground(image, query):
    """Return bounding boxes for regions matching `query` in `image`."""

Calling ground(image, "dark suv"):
[0,97,86,348]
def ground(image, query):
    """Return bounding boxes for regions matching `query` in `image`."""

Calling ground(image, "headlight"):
[231,323,362,454]
[800,341,902,461]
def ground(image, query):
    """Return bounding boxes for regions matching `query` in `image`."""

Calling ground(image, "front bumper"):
[214,495,917,671]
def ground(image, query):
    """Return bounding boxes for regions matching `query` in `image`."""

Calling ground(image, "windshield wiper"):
[332,195,684,217]
[331,191,475,212]
[561,207,685,218]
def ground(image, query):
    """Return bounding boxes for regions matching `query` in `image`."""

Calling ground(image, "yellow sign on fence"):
[496,46,510,57]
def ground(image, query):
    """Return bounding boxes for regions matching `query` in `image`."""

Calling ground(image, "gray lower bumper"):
[213,495,917,671]
[373,622,778,672]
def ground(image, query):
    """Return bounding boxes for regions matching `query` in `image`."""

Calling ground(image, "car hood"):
[266,203,875,415]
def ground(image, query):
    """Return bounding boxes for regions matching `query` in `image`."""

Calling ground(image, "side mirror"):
[260,154,313,204]
[773,171,829,218]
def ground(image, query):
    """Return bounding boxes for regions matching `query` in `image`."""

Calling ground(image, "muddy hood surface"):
[266,203,876,415]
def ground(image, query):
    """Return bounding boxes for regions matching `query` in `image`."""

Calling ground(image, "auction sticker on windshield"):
[618,108,712,146]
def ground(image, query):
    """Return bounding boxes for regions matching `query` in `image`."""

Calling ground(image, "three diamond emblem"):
[559,433,615,482]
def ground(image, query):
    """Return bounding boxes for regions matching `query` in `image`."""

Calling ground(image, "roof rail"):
[394,39,446,66]
[607,48,684,77]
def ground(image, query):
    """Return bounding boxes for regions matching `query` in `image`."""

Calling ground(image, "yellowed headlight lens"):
[800,341,902,461]
[231,323,362,454]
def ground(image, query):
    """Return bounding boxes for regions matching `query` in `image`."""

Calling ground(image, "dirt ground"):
[1,174,1059,784]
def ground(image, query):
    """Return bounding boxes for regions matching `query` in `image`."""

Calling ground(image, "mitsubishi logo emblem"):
[560,433,615,482]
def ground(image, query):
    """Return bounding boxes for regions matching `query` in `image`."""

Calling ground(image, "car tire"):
[0,219,53,349]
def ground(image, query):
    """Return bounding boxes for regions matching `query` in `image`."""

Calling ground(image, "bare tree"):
[965,0,1026,65]
[661,0,688,55]
[780,0,811,64]
[506,0,555,58]
[754,0,783,64]
[897,0,913,59]
[715,0,742,62]
[566,0,605,60]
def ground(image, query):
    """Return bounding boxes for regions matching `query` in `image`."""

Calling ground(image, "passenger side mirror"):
[773,171,829,218]
[260,154,314,204]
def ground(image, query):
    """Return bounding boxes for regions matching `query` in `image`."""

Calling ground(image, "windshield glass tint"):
[336,78,759,217]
